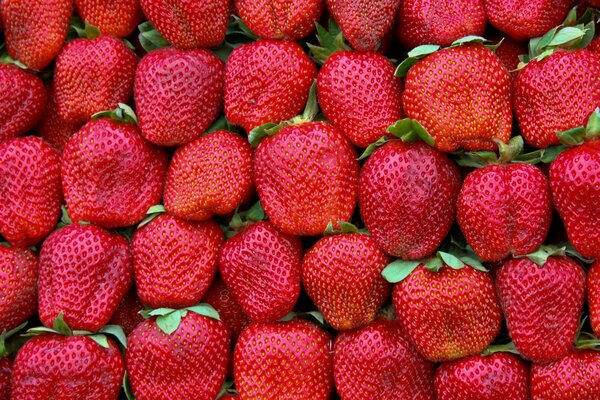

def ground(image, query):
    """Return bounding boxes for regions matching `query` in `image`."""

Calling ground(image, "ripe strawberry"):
[435,352,529,399]
[402,43,512,152]
[54,36,137,125]
[219,221,302,321]
[163,130,253,220]
[74,0,143,37]
[234,320,333,399]
[493,36,527,87]
[0,246,37,331]
[588,261,600,337]
[395,0,486,49]
[235,0,323,40]
[254,121,358,235]
[0,64,46,142]
[334,319,436,400]
[0,136,62,247]
[359,140,460,259]
[202,275,251,342]
[108,288,144,335]
[38,224,133,331]
[495,254,585,363]
[325,0,401,52]
[0,357,10,400]
[1,0,72,70]
[317,50,403,148]
[302,233,391,330]
[224,40,317,133]
[61,118,168,229]
[36,82,81,152]
[589,36,600,56]
[11,333,124,399]
[139,0,229,49]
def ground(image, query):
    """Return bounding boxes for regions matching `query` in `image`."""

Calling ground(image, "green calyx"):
[138,204,166,229]
[92,103,138,125]
[56,205,90,228]
[0,44,29,70]
[557,108,600,146]
[226,200,266,238]
[68,17,101,40]
[138,21,170,53]
[517,242,592,266]
[455,136,524,168]
[140,304,221,335]
[307,18,351,65]
[216,381,237,399]
[359,118,435,160]
[323,221,360,236]
[481,342,520,356]
[278,311,326,326]
[0,322,28,358]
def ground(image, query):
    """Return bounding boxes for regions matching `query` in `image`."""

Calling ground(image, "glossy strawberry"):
[0,357,10,400]
[224,40,317,133]
[38,224,133,331]
[493,36,527,87]
[163,130,253,220]
[36,82,81,152]
[202,275,251,342]
[0,246,38,331]
[61,118,168,228]
[588,261,600,338]
[0,136,62,247]
[334,319,435,400]
[234,320,333,399]
[75,0,143,37]
[108,288,144,335]
[317,51,402,148]
[1,0,72,70]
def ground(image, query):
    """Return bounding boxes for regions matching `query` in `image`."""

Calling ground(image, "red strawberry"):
[235,0,323,40]
[163,130,253,220]
[108,288,144,335]
[0,136,62,247]
[0,64,46,142]
[234,320,333,399]
[334,319,435,400]
[139,0,229,49]
[493,36,527,88]
[219,221,302,321]
[495,254,585,363]
[0,246,37,331]
[133,214,223,309]
[1,0,72,70]
[302,233,391,330]
[435,352,529,399]
[0,357,10,400]
[135,48,224,146]
[36,82,81,152]
[359,140,460,259]
[38,224,133,331]
[589,36,600,56]
[224,40,317,133]
[61,117,168,229]
[74,0,143,37]
[395,0,486,49]
[54,35,137,125]
[254,121,358,235]
[588,261,600,337]
[317,50,403,148]
[325,0,401,52]
[202,275,251,342]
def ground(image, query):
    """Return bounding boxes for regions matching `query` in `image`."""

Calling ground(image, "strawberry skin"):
[219,221,302,321]
[163,130,254,220]
[38,224,133,331]
[359,140,460,259]
[108,288,144,335]
[0,136,62,247]
[495,256,586,363]
[36,82,81,152]
[334,319,435,400]
[1,0,72,70]
[403,44,512,152]
[224,40,317,133]
[135,48,225,146]
[317,50,403,148]
[61,118,168,229]
[75,0,143,37]
[54,36,138,125]
[234,320,334,399]
[0,246,38,332]
[202,275,251,342]
[11,334,124,399]
[587,261,600,337]
[302,233,391,331]
[0,358,10,400]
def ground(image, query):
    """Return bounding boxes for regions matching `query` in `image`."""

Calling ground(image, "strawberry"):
[1,0,72,70]
[234,320,333,399]
[163,130,253,220]
[325,0,401,52]
[0,246,37,331]
[35,82,81,152]
[235,0,323,40]
[54,35,137,125]
[435,352,529,399]
[589,36,600,56]
[224,40,317,133]
[0,357,10,400]
[61,117,168,229]
[495,252,586,363]
[219,221,302,321]
[38,223,133,331]
[588,261,600,337]
[74,0,143,37]
[359,140,460,259]
[302,232,391,330]
[0,64,46,142]
[139,0,229,49]
[0,136,62,247]
[395,0,486,49]
[492,36,527,88]
[126,306,229,400]
[202,275,251,342]
[334,319,436,400]
[134,48,224,146]
[108,288,144,335]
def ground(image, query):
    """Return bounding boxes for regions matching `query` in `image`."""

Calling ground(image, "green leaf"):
[279,312,296,322]
[146,308,176,317]
[138,204,166,228]
[123,373,136,400]
[84,22,101,40]
[206,115,231,134]
[395,57,419,77]
[563,6,578,25]
[53,313,72,336]
[304,311,326,325]
[382,260,421,283]
[496,136,524,164]
[156,311,182,335]
[548,26,585,46]
[450,35,489,46]
[437,251,464,269]
[358,136,388,160]
[248,122,279,147]
[88,334,109,348]
[138,21,170,52]
[407,44,440,58]
[92,103,138,125]
[245,200,265,222]
[424,257,444,272]
[185,303,221,321]
[307,18,348,64]
[557,126,586,146]
[586,109,600,140]
[519,245,565,266]
[99,325,127,349]
[481,342,520,356]
[301,80,319,122]
[461,256,489,272]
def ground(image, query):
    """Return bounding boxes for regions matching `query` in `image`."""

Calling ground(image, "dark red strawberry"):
[334,319,435,400]
[202,275,251,342]
[234,320,333,399]
[36,82,82,152]
[75,0,143,37]
[493,36,527,90]
[0,246,37,332]
[0,136,62,247]
[0,357,10,400]
[587,261,600,337]
[108,288,144,335]
[589,36,600,55]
